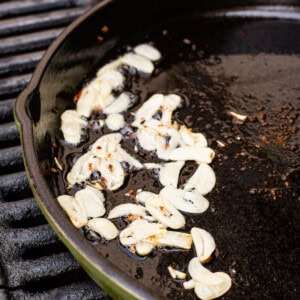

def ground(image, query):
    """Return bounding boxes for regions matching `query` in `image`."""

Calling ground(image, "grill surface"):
[0,1,109,299]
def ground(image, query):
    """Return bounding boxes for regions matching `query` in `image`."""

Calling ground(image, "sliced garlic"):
[160,187,209,214]
[136,127,158,151]
[194,272,232,300]
[135,241,155,256]
[179,125,207,147]
[144,193,185,229]
[188,258,224,285]
[103,93,131,115]
[134,44,161,61]
[67,152,99,185]
[75,187,106,218]
[57,195,87,228]
[91,133,122,158]
[154,231,192,249]
[96,59,122,76]
[97,158,125,190]
[191,227,216,263]
[76,87,97,118]
[116,146,143,170]
[136,191,158,204]
[105,113,125,131]
[168,266,187,280]
[88,218,119,240]
[61,110,87,126]
[228,111,247,121]
[183,279,196,290]
[119,219,166,246]
[108,203,146,219]
[121,53,154,74]
[184,163,216,196]
[97,70,124,89]
[61,122,82,145]
[169,146,215,164]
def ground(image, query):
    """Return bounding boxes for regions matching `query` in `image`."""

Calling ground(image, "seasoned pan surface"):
[15,1,300,299]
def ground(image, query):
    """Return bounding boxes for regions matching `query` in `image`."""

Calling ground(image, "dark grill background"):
[0,1,109,299]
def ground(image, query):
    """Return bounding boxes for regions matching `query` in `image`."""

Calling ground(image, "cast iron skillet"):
[15,0,300,299]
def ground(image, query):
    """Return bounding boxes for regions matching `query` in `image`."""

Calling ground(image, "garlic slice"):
[121,53,154,74]
[191,227,216,263]
[97,158,125,190]
[108,203,146,219]
[57,195,87,228]
[194,272,232,300]
[168,266,187,279]
[135,241,155,256]
[88,218,119,240]
[91,133,122,158]
[103,93,131,115]
[105,113,125,131]
[183,279,196,290]
[97,70,124,89]
[134,44,161,61]
[169,146,215,164]
[136,191,158,204]
[96,59,122,76]
[184,163,216,196]
[116,146,143,170]
[188,258,224,285]
[144,193,185,229]
[136,127,157,151]
[67,152,99,185]
[179,125,207,147]
[154,231,192,249]
[119,219,166,246]
[160,187,209,214]
[75,187,106,218]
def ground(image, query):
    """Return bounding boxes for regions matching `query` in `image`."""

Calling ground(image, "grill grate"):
[0,1,110,299]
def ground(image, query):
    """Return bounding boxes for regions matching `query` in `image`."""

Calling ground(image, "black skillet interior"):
[20,0,300,299]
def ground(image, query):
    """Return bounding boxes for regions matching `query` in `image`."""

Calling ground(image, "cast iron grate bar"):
[0,1,110,299]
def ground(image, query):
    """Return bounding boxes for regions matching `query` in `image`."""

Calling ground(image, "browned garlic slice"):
[119,219,166,246]
[191,227,216,263]
[153,231,192,249]
[74,187,106,218]
[105,113,125,131]
[135,241,155,256]
[57,195,88,228]
[121,53,154,74]
[169,146,215,164]
[108,203,146,219]
[134,44,161,61]
[160,187,209,214]
[144,192,186,229]
[184,163,216,195]
[179,125,207,147]
[67,153,99,185]
[194,272,232,300]
[88,218,119,240]
[168,266,187,280]
[91,133,122,158]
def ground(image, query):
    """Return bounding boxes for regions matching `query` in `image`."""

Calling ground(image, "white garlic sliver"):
[108,203,146,219]
[135,241,155,256]
[91,133,122,158]
[105,113,125,131]
[168,266,187,279]
[116,146,143,170]
[160,187,209,214]
[119,219,166,246]
[169,146,215,164]
[179,125,207,147]
[159,161,184,188]
[88,218,119,240]
[194,272,232,300]
[61,122,82,145]
[96,59,122,76]
[145,194,185,229]
[103,93,131,115]
[191,227,216,263]
[134,44,161,61]
[136,127,158,151]
[75,187,106,218]
[136,191,158,204]
[183,279,196,290]
[184,163,216,196]
[154,231,192,249]
[121,53,154,74]
[76,87,97,118]
[57,195,87,228]
[97,70,124,89]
